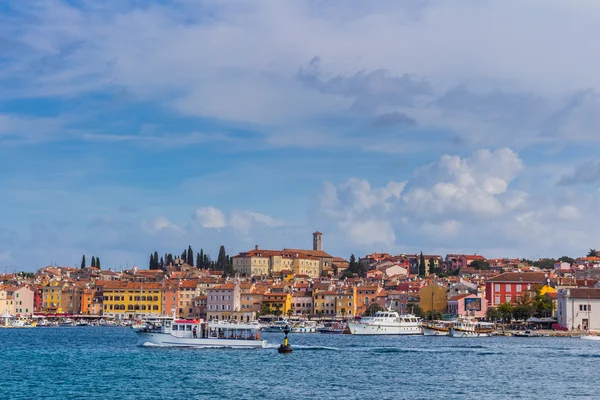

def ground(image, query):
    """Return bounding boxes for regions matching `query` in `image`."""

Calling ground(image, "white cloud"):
[143,216,184,235]
[195,207,227,229]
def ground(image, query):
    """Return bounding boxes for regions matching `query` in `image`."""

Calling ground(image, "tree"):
[81,255,86,269]
[409,304,426,319]
[187,245,194,266]
[470,259,490,270]
[149,254,155,270]
[486,307,500,322]
[418,252,426,277]
[91,256,96,268]
[349,254,357,272]
[429,258,437,275]
[159,257,164,270]
[513,304,534,321]
[286,309,293,318]
[96,257,101,269]
[497,302,514,323]
[588,249,599,257]
[340,269,355,279]
[532,258,557,269]
[558,256,575,264]
[217,245,227,270]
[364,303,384,316]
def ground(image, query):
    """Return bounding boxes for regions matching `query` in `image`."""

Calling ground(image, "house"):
[419,283,447,313]
[485,272,550,306]
[102,281,162,320]
[557,288,600,331]
[313,291,337,317]
[447,294,488,318]
[291,292,313,316]
[12,286,34,317]
[206,283,241,321]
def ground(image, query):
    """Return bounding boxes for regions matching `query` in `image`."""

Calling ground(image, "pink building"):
[447,294,488,318]
[206,283,240,321]
[13,286,35,317]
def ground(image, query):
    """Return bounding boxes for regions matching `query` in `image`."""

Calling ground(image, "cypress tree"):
[187,245,194,266]
[217,245,227,270]
[199,249,204,268]
[91,256,96,268]
[149,253,154,270]
[419,252,426,277]
[153,251,159,269]
[96,257,101,269]
[160,256,164,270]
[81,255,86,269]
[196,252,201,269]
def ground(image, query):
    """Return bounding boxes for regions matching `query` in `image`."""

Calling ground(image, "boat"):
[133,316,267,348]
[347,310,422,335]
[318,322,345,334]
[422,320,453,336]
[513,330,541,337]
[580,335,600,341]
[59,318,74,327]
[290,320,319,333]
[261,319,289,332]
[449,318,495,337]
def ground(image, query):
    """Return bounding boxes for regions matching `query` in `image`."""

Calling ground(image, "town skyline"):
[2,1,600,269]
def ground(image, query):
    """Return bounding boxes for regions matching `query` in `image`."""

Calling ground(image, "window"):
[495,296,500,305]
[516,284,522,292]
[506,285,511,292]
[506,295,512,303]
[495,284,500,292]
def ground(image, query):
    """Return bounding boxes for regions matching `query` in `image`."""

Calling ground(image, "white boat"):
[580,335,600,341]
[261,319,289,332]
[290,320,320,333]
[133,317,267,348]
[422,320,453,336]
[449,319,495,337]
[347,310,422,335]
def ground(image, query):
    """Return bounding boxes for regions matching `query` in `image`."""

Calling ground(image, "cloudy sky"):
[2,0,600,271]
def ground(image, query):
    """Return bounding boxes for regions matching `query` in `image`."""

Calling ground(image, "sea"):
[0,327,597,399]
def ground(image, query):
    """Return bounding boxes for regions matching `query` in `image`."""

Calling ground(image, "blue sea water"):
[0,328,598,399]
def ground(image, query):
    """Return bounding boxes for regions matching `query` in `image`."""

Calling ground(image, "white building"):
[557,288,600,331]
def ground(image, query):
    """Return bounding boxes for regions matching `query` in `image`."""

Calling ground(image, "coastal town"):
[1,231,600,334]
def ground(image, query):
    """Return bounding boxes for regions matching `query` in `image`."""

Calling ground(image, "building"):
[13,286,34,317]
[447,294,488,318]
[335,289,355,317]
[262,292,292,317]
[291,292,313,316]
[557,288,600,331]
[485,272,549,306]
[102,281,162,320]
[313,291,337,317]
[0,288,14,316]
[232,248,322,278]
[206,283,241,321]
[419,283,447,313]
[42,280,68,313]
[178,280,200,318]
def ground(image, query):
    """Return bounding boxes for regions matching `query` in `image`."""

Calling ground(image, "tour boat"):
[133,316,267,348]
[449,319,495,337]
[347,310,422,335]
[422,320,453,336]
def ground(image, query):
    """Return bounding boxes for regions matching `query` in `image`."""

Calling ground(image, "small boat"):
[449,318,494,337]
[290,320,319,333]
[134,316,266,348]
[59,318,74,327]
[422,320,453,336]
[513,330,541,337]
[318,322,345,334]
[581,335,600,341]
[347,310,422,335]
[261,319,289,333]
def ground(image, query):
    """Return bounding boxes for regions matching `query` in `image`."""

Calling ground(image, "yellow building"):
[262,292,292,316]
[335,289,356,317]
[313,291,337,317]
[419,283,448,313]
[102,281,162,320]
[42,280,68,313]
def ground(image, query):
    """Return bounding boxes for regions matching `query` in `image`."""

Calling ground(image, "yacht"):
[449,319,495,337]
[347,310,422,335]
[133,317,267,348]
[261,319,289,332]
[290,320,320,333]
[422,320,453,336]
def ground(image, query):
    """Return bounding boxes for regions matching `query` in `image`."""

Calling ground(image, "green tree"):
[470,259,490,270]
[286,309,293,318]
[159,256,164,270]
[588,249,599,257]
[364,303,385,316]
[340,269,355,279]
[557,256,575,264]
[187,245,194,266]
[409,304,426,319]
[418,252,426,277]
[198,249,204,268]
[429,258,437,274]
[81,255,86,269]
[532,258,557,269]
[513,304,534,321]
[486,307,500,322]
[217,245,227,270]
[96,257,101,269]
[91,256,96,268]
[349,254,357,272]
[497,302,514,322]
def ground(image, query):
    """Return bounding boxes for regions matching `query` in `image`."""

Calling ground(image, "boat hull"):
[422,327,449,336]
[347,323,422,335]
[449,329,493,338]
[135,332,267,348]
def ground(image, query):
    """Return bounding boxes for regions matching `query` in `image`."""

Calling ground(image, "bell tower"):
[313,231,322,251]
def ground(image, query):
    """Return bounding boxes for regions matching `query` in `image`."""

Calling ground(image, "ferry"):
[133,316,267,348]
[449,318,495,337]
[422,320,453,336]
[347,310,422,335]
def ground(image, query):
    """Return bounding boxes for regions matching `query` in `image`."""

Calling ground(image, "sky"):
[2,0,600,271]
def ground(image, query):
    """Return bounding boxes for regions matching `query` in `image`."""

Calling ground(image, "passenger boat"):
[449,318,495,337]
[347,310,422,335]
[133,317,267,348]
[422,320,453,336]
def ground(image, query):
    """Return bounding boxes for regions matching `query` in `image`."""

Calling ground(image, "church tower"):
[313,231,322,251]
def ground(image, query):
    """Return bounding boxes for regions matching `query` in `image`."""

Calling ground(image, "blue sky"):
[2,0,600,271]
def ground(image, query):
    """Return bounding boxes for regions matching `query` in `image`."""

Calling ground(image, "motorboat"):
[422,320,453,336]
[261,319,289,333]
[347,310,422,335]
[290,320,320,333]
[513,330,541,337]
